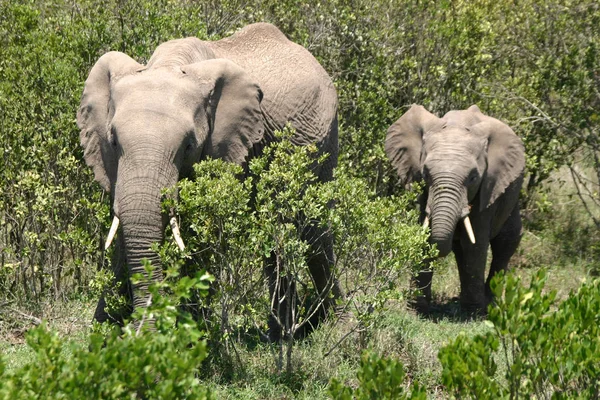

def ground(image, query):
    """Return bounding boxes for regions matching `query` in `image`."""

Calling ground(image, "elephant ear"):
[180,59,264,165]
[77,51,143,191]
[475,119,525,210]
[385,104,442,186]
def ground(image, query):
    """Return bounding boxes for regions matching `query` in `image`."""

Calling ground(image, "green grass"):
[0,261,591,399]
[0,299,93,373]
[202,260,589,399]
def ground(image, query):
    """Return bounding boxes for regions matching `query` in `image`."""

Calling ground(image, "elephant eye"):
[467,170,478,184]
[422,167,431,182]
[108,125,119,147]
[184,133,196,154]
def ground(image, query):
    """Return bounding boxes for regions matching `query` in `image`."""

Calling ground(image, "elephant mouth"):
[104,209,185,251]
[423,205,476,245]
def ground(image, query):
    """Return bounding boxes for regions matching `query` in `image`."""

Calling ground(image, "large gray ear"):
[474,119,525,210]
[77,52,142,191]
[180,59,264,165]
[385,104,442,186]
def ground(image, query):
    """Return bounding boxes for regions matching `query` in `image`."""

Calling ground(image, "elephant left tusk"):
[463,216,476,244]
[422,216,429,229]
[105,216,120,250]
[170,216,185,251]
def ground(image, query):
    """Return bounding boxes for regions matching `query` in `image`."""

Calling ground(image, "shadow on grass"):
[413,296,486,323]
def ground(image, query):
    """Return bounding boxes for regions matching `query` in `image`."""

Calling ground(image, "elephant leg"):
[300,223,345,336]
[94,232,132,325]
[454,236,490,314]
[410,205,433,313]
[264,251,298,342]
[487,204,522,300]
[410,265,433,314]
[179,255,215,325]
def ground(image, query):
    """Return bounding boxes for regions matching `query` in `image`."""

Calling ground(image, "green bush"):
[439,270,600,398]
[171,129,431,373]
[0,264,214,399]
[326,270,600,399]
[328,350,426,400]
[2,0,598,305]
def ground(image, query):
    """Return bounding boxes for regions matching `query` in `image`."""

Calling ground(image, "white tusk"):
[170,216,185,251]
[422,216,429,229]
[105,216,120,250]
[463,216,476,244]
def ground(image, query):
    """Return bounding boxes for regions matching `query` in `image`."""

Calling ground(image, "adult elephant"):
[77,23,343,338]
[385,104,525,314]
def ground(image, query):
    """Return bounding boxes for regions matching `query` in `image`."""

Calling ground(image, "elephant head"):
[77,43,264,311]
[385,104,525,257]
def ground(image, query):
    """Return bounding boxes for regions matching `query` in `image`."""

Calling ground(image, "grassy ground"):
[0,298,93,372]
[0,264,592,399]
[1,262,589,399]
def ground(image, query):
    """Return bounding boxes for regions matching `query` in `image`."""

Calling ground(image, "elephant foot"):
[93,296,130,326]
[484,281,497,305]
[267,329,282,343]
[409,270,433,316]
[409,295,431,315]
[266,312,286,342]
[459,285,490,318]
[458,300,488,318]
[93,297,111,324]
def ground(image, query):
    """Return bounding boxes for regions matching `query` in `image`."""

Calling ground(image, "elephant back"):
[146,38,216,69]
[206,23,338,150]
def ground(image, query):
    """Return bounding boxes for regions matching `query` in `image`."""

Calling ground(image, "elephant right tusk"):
[422,216,429,229]
[170,216,185,251]
[105,216,120,250]
[463,216,476,244]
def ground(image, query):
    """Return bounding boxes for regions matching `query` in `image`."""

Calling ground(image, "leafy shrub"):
[439,270,600,398]
[329,271,600,399]
[2,0,598,306]
[0,264,214,399]
[328,350,426,400]
[0,1,104,302]
[517,167,600,272]
[172,129,431,373]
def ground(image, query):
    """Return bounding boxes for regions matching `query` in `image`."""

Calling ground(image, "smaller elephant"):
[386,104,525,313]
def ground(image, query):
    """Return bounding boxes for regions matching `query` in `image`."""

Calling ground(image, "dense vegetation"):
[1,0,598,398]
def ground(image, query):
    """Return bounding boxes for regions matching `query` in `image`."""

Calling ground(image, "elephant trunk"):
[114,155,179,314]
[427,176,466,257]
[122,220,164,312]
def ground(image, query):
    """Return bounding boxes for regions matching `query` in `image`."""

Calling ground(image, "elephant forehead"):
[424,129,486,153]
[112,73,198,110]
[111,107,193,133]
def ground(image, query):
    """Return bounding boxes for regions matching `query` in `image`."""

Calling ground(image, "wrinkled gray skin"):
[77,23,342,337]
[386,104,525,313]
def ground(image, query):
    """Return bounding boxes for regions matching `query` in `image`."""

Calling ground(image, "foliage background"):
[0,0,598,397]
[1,0,598,304]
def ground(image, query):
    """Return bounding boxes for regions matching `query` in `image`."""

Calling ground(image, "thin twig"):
[9,309,42,325]
[569,167,600,228]
[136,294,153,337]
[323,323,364,358]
